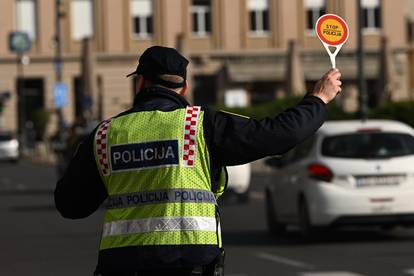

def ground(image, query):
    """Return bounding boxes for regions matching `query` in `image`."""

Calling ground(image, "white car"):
[265,120,414,236]
[226,163,251,202]
[0,131,19,162]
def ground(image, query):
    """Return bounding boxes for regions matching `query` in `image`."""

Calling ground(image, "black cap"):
[126,46,189,88]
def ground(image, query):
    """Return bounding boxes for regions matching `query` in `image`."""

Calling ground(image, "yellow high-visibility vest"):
[94,106,226,252]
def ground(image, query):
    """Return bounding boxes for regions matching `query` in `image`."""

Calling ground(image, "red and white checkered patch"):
[182,106,201,167]
[95,119,112,176]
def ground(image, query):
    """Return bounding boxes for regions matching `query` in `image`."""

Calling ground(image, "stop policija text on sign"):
[323,24,342,37]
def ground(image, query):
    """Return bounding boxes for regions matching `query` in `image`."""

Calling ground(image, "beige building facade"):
[0,0,411,134]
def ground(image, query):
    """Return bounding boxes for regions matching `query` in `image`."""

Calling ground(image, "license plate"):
[371,204,393,213]
[355,175,405,188]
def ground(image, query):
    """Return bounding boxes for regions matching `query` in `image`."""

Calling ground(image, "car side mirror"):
[265,156,285,168]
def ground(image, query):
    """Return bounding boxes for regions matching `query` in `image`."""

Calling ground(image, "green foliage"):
[212,97,414,128]
[213,97,303,119]
[32,108,51,141]
[325,103,357,121]
[213,96,355,120]
[369,100,414,127]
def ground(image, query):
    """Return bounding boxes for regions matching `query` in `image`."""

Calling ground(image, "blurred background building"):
[0,0,413,135]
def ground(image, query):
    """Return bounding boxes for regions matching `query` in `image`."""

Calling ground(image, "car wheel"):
[9,158,19,164]
[265,187,286,236]
[298,197,315,238]
[380,225,396,233]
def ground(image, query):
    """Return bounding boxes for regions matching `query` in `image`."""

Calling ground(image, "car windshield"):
[0,133,12,141]
[322,132,414,159]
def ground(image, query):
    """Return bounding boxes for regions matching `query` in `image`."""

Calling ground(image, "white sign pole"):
[321,43,344,69]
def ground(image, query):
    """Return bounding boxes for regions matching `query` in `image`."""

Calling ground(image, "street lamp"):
[54,0,66,136]
[55,0,64,83]
[8,31,31,150]
[357,0,368,121]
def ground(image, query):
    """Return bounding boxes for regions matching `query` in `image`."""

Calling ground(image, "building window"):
[408,18,414,44]
[248,0,269,35]
[362,0,381,31]
[191,0,211,37]
[131,0,153,38]
[16,0,37,40]
[71,0,94,40]
[305,0,326,31]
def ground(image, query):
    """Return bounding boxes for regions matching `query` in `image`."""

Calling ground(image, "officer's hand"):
[310,69,342,104]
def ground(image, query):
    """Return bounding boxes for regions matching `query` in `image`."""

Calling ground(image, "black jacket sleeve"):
[205,96,327,166]
[54,132,108,219]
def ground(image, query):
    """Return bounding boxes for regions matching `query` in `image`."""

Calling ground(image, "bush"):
[369,101,414,127]
[32,108,51,141]
[213,97,414,129]
[213,96,355,120]
[212,97,301,119]
[325,103,357,121]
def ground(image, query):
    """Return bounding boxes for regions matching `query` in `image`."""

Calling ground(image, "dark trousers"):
[96,268,197,276]
[95,248,224,276]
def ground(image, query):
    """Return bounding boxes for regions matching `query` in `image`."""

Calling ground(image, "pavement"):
[1,160,414,276]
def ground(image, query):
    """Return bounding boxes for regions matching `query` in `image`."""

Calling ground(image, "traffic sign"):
[83,95,93,109]
[8,32,31,53]
[0,91,11,101]
[53,83,68,108]
[315,14,349,68]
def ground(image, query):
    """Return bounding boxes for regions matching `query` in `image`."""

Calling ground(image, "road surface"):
[1,161,414,276]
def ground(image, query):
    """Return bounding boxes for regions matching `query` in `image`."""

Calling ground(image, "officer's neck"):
[133,86,190,108]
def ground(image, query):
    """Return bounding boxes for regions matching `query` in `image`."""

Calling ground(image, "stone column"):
[176,33,193,104]
[285,40,306,96]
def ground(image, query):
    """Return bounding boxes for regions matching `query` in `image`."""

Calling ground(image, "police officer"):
[55,46,342,276]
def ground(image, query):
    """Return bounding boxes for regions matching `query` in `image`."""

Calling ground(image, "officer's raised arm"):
[207,68,342,166]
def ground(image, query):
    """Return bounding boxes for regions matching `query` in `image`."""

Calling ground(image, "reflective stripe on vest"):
[106,189,217,209]
[102,216,217,237]
[182,106,200,167]
[95,119,113,176]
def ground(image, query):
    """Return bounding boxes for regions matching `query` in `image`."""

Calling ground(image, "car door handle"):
[289,175,298,183]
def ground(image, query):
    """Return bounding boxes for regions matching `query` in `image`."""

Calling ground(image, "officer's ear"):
[178,80,188,96]
[135,75,145,95]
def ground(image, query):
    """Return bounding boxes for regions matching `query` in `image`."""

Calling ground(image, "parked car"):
[0,131,19,163]
[226,163,251,203]
[265,120,414,236]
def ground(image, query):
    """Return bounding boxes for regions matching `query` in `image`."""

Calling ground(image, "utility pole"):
[357,0,368,120]
[9,31,31,153]
[55,0,65,135]
[55,0,63,82]
[17,53,25,147]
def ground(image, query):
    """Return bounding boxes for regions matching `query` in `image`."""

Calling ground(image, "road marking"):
[16,183,27,191]
[0,177,11,184]
[0,177,12,191]
[250,191,264,200]
[300,272,365,276]
[0,177,27,192]
[255,252,314,269]
[404,269,414,275]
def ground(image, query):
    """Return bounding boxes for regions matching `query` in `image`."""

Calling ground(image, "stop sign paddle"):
[315,14,349,68]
